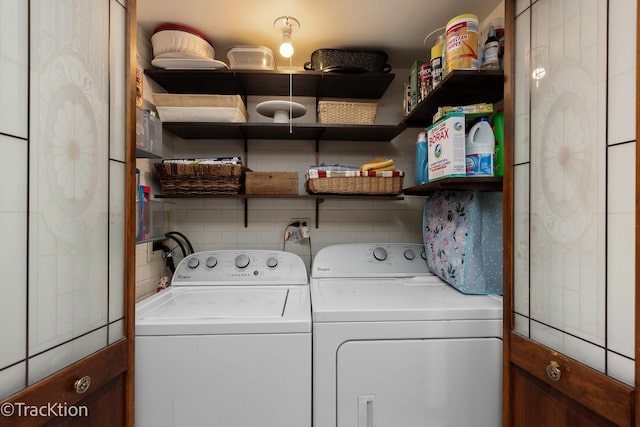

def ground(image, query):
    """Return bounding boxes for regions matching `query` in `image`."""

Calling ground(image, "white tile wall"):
[135,242,166,301]
[0,0,28,138]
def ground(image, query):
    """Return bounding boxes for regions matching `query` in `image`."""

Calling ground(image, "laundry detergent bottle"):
[415,131,428,184]
[465,117,494,176]
[492,111,504,177]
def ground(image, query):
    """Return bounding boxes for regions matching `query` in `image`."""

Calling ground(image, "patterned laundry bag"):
[422,191,503,294]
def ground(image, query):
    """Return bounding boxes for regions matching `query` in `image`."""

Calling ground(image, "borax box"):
[427,112,466,181]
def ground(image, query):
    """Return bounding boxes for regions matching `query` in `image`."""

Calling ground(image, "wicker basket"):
[317,101,378,125]
[306,171,403,195]
[155,162,245,195]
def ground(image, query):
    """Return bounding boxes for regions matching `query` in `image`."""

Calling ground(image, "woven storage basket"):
[155,162,244,195]
[306,171,403,195]
[317,101,378,125]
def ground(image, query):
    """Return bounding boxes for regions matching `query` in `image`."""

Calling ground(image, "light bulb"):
[274,16,299,59]
[280,30,293,58]
[280,42,294,58]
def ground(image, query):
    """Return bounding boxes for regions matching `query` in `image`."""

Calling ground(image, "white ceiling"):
[137,0,502,70]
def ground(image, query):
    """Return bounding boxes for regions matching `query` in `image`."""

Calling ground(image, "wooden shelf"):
[144,69,395,99]
[162,122,406,141]
[403,70,505,127]
[136,147,162,159]
[403,176,503,195]
[144,68,406,224]
[154,193,404,228]
[155,193,404,200]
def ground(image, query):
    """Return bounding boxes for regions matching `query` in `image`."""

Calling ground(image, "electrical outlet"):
[147,241,157,262]
[290,217,311,227]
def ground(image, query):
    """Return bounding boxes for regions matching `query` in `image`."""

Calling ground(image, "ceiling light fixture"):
[274,16,300,58]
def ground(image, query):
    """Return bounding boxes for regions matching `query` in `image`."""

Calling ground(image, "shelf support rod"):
[242,198,248,228]
[315,198,324,228]
[243,137,248,167]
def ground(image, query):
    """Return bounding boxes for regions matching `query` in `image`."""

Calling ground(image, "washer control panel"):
[311,243,430,278]
[172,250,308,286]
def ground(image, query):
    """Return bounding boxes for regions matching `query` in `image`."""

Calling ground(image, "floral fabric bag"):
[422,191,503,294]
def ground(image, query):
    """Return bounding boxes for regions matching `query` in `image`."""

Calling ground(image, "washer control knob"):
[187,257,200,269]
[205,256,218,269]
[235,254,250,269]
[421,250,427,260]
[266,257,278,268]
[373,247,388,261]
[404,249,415,260]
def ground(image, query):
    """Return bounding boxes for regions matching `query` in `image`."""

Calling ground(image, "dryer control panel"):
[172,250,308,286]
[311,243,431,278]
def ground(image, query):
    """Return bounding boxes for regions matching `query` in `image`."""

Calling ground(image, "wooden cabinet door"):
[503,0,636,425]
[1,342,129,427]
[0,0,136,425]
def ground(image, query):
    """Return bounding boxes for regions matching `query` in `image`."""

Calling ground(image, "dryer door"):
[337,338,502,427]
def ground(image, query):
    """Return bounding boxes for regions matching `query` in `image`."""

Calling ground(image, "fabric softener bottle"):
[415,131,428,185]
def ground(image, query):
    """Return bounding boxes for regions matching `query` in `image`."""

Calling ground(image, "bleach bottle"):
[465,117,494,176]
[415,131,428,185]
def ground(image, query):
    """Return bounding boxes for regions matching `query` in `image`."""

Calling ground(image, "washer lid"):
[136,286,310,335]
[310,277,502,322]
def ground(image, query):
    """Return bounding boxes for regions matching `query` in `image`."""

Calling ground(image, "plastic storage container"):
[226,46,276,70]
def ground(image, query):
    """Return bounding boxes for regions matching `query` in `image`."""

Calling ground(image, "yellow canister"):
[445,13,479,73]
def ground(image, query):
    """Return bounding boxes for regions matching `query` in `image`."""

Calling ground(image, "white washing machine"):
[135,250,311,427]
[310,243,503,427]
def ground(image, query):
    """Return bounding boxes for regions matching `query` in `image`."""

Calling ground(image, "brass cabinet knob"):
[74,376,91,394]
[546,361,562,382]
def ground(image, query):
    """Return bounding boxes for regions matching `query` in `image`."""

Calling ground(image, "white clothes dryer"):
[310,243,503,427]
[135,250,311,427]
